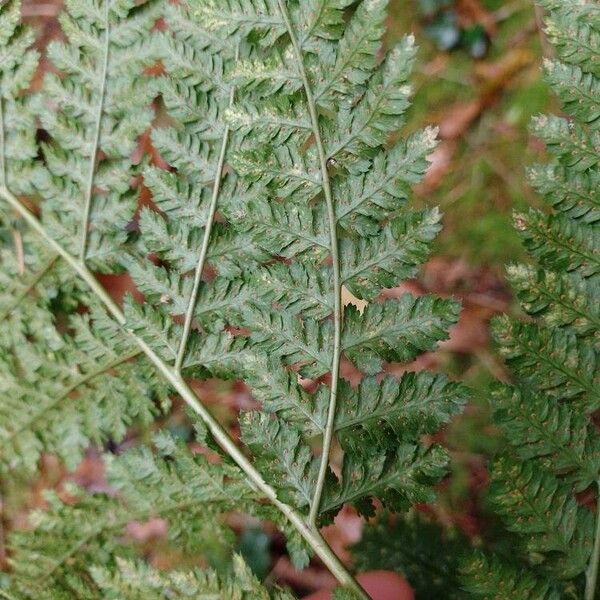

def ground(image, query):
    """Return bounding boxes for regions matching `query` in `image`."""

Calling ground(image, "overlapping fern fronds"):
[462,1,600,598]
[180,0,466,527]
[0,0,168,475]
[0,0,466,596]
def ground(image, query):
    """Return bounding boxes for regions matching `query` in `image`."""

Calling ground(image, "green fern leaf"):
[489,458,594,578]
[89,555,294,599]
[0,0,40,194]
[493,385,600,490]
[340,209,441,300]
[33,0,160,270]
[462,553,562,600]
[543,60,600,130]
[6,434,262,596]
[341,296,460,375]
[354,513,469,599]
[334,373,467,454]
[0,293,161,473]
[515,208,599,277]
[321,444,449,516]
[493,316,599,408]
[506,264,600,336]
[527,164,599,224]
[462,1,600,595]
[539,0,600,77]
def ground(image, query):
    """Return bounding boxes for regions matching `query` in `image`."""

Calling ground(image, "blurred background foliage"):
[387,0,552,267]
[1,0,559,596]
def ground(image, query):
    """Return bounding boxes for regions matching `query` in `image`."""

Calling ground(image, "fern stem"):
[585,480,600,600]
[79,0,110,261]
[275,0,343,530]
[174,46,238,373]
[0,255,58,322]
[0,186,367,599]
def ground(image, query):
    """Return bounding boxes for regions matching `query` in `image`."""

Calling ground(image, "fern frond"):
[251,262,333,319]
[321,444,449,516]
[493,385,600,491]
[33,0,160,270]
[543,60,600,130]
[243,306,333,378]
[224,195,329,260]
[462,553,562,600]
[340,209,441,300]
[506,264,600,335]
[0,240,161,472]
[89,555,293,599]
[493,317,599,409]
[185,0,466,533]
[327,36,417,167]
[530,115,599,172]
[341,296,459,375]
[354,513,469,599]
[489,459,594,578]
[334,129,438,235]
[527,164,599,224]
[466,1,600,595]
[334,373,467,454]
[515,208,599,277]
[195,0,285,47]
[312,0,388,110]
[241,412,317,508]
[539,0,600,76]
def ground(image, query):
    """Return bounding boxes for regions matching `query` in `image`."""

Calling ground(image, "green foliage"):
[182,0,464,524]
[89,555,294,600]
[354,513,469,599]
[127,0,466,527]
[0,0,39,194]
[462,1,600,596]
[0,0,466,595]
[34,0,161,270]
[461,553,562,600]
[7,433,277,597]
[0,229,166,475]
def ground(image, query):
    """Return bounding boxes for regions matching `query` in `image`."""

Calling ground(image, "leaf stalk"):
[275,0,343,530]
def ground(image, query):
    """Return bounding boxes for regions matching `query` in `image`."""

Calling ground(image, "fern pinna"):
[0,0,467,596]
[462,1,600,598]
